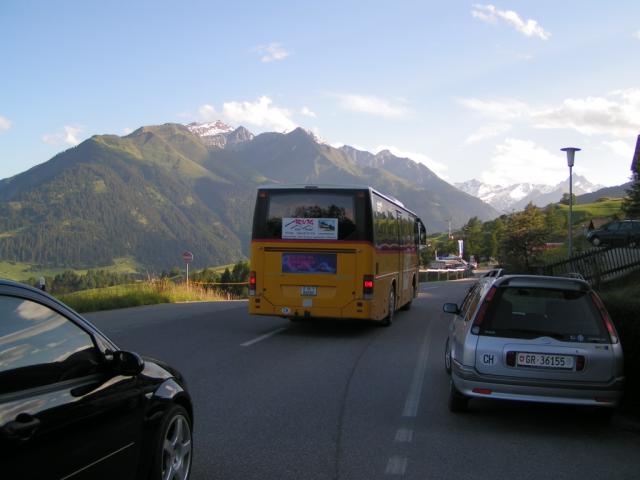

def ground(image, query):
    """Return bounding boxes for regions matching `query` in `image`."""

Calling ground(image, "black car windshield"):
[480,287,609,343]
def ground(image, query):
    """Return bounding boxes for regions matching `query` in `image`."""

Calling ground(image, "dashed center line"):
[240,327,288,347]
[385,456,408,475]
[402,318,434,417]
[394,428,414,443]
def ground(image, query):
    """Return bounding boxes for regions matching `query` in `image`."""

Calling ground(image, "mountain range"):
[455,176,605,213]
[0,121,498,271]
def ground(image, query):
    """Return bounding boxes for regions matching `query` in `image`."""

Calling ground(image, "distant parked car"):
[442,275,624,414]
[586,219,640,247]
[0,279,193,480]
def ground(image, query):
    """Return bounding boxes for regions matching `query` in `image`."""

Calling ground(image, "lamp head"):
[561,147,581,167]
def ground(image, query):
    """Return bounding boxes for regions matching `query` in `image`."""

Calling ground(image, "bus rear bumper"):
[248,296,375,320]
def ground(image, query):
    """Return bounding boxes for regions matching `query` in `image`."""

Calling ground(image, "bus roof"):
[256,184,419,217]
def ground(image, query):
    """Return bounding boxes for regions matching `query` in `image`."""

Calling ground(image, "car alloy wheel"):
[444,338,452,375]
[155,405,192,480]
[591,236,601,247]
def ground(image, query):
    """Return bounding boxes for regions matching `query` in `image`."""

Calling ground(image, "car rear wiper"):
[487,328,566,340]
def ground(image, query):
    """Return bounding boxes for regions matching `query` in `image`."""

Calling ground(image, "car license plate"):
[301,286,317,296]
[516,353,574,369]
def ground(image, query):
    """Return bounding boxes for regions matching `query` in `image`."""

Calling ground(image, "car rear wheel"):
[448,380,468,413]
[150,404,193,480]
[380,287,395,327]
[444,338,452,375]
[591,236,601,247]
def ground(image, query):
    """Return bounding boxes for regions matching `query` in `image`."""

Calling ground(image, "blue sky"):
[1,0,639,187]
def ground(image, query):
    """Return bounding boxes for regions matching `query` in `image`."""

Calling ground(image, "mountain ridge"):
[0,121,499,271]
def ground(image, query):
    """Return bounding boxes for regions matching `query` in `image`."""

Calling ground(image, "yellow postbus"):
[248,184,425,325]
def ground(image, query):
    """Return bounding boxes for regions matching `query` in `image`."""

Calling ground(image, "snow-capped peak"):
[187,121,234,137]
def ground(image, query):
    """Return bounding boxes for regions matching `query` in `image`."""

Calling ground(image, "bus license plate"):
[301,286,317,296]
[516,353,574,369]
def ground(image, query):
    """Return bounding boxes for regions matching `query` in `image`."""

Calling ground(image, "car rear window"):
[479,287,609,343]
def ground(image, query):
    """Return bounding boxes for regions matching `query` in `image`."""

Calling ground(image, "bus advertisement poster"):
[282,218,338,240]
[282,253,337,274]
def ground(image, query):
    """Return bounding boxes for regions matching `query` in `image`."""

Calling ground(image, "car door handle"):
[1,413,41,441]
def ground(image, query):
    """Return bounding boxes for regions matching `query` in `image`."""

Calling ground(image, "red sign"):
[182,251,194,263]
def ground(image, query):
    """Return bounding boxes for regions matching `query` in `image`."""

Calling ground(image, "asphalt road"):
[87,280,640,480]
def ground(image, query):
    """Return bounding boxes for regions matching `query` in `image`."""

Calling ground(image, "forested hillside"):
[0,123,498,271]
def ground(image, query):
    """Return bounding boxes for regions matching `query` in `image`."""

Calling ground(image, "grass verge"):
[58,281,230,313]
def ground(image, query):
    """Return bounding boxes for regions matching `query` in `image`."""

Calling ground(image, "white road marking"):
[240,327,288,347]
[385,456,408,475]
[394,428,414,443]
[402,318,434,417]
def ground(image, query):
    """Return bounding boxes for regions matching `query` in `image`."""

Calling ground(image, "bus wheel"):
[381,287,395,327]
[401,282,416,311]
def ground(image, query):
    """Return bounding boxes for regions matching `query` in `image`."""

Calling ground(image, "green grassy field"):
[559,198,625,225]
[0,257,141,281]
[58,281,230,313]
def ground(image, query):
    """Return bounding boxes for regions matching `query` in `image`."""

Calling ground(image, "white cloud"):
[375,145,448,178]
[533,89,640,138]
[460,89,640,139]
[198,104,217,121]
[252,42,290,63]
[472,4,551,40]
[634,30,640,40]
[464,123,511,144]
[123,128,133,135]
[0,115,11,132]
[333,93,409,118]
[300,106,317,118]
[603,140,635,158]
[42,125,83,146]
[481,138,567,185]
[222,96,296,132]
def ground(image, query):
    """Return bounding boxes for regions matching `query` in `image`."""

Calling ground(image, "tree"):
[559,193,577,206]
[499,203,548,272]
[623,160,640,218]
[461,217,483,259]
[230,261,250,296]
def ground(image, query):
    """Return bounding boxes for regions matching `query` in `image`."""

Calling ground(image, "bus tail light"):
[249,271,256,296]
[363,275,374,299]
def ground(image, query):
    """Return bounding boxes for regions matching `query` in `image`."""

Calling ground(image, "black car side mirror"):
[442,303,460,314]
[111,350,145,376]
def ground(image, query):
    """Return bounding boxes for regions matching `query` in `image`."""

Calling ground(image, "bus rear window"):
[253,190,365,240]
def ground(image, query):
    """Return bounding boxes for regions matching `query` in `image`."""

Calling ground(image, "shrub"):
[599,291,640,413]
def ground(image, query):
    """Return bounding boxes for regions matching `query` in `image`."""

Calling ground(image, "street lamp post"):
[561,147,581,257]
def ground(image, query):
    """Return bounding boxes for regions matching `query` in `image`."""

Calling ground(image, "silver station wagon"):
[443,275,624,413]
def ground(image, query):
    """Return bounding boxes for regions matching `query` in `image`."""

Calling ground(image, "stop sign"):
[182,251,194,263]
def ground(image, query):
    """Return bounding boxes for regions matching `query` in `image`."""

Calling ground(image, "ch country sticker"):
[482,353,496,365]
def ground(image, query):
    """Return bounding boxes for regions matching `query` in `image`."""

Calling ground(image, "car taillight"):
[590,292,619,344]
[576,355,586,371]
[363,275,374,299]
[472,388,492,395]
[249,271,256,296]
[506,351,516,367]
[471,286,497,334]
